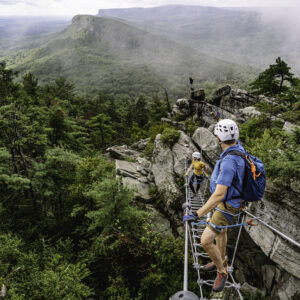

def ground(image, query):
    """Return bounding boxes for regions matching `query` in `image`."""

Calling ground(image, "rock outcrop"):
[116,159,153,202]
[192,127,221,165]
[151,133,182,212]
[172,131,198,177]
[283,121,300,134]
[107,145,140,160]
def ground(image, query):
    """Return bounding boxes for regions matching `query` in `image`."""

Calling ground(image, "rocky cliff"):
[107,85,300,299]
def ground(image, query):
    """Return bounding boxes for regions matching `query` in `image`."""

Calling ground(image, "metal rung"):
[198,279,241,290]
[194,252,210,258]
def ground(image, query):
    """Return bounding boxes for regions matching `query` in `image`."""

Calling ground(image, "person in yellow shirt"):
[185,152,208,198]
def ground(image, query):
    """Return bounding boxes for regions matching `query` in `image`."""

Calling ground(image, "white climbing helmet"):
[214,119,239,142]
[192,152,201,159]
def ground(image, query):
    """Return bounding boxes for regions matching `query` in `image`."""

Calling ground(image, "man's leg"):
[216,228,227,261]
[201,226,226,273]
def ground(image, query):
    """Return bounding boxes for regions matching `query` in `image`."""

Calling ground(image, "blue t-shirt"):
[210,143,245,208]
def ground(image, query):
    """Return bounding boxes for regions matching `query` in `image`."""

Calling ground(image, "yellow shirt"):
[192,160,205,176]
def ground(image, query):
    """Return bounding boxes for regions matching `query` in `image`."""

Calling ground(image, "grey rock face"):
[241,282,265,298]
[107,145,140,160]
[270,270,300,300]
[201,103,237,127]
[239,106,262,119]
[172,131,198,177]
[131,138,150,151]
[115,159,153,202]
[261,265,276,291]
[214,88,257,114]
[122,177,151,201]
[245,200,300,279]
[192,127,222,165]
[283,121,300,134]
[151,134,182,211]
[145,204,172,237]
[161,117,186,131]
[176,98,189,109]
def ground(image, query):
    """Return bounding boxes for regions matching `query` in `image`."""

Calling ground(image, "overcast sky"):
[0,0,299,16]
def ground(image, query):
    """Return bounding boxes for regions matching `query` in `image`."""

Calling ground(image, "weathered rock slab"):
[107,145,140,160]
[115,159,153,201]
[145,204,172,237]
[116,160,139,178]
[172,131,198,177]
[283,121,300,134]
[192,127,222,165]
[241,282,265,298]
[245,200,300,279]
[122,177,151,201]
[151,134,182,212]
[239,106,261,118]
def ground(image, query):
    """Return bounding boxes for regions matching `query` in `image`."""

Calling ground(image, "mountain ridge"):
[5,15,254,96]
[97,5,300,75]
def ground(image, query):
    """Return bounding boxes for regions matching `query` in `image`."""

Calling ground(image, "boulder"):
[107,145,140,160]
[115,159,152,202]
[290,180,300,195]
[172,131,198,177]
[271,271,300,300]
[131,138,150,151]
[239,106,261,118]
[241,282,265,298]
[192,127,222,165]
[145,204,173,237]
[261,265,276,290]
[283,121,300,134]
[122,177,151,202]
[245,199,300,279]
[217,88,257,114]
[161,118,186,131]
[201,103,237,127]
[176,98,189,109]
[136,157,151,170]
[151,134,182,211]
[116,160,140,178]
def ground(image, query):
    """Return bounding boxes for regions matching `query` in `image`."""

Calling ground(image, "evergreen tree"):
[87,113,116,150]
[133,96,149,128]
[250,57,296,96]
[149,96,168,123]
[0,61,19,104]
[22,72,39,98]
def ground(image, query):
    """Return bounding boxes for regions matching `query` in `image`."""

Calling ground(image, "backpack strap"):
[222,150,246,206]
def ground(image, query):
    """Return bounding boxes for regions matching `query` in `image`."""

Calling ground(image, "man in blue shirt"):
[196,119,245,292]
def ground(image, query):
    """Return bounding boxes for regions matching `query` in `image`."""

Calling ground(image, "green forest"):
[0,56,300,299]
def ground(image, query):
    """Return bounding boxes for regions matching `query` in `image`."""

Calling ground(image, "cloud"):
[0,0,62,5]
[0,0,299,16]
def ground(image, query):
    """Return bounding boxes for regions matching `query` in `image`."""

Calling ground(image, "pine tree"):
[22,72,39,98]
[250,57,296,96]
[0,61,19,104]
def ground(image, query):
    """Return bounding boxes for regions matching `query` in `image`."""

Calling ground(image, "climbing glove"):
[183,212,199,223]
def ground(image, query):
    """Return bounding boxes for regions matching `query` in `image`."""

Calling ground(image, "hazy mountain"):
[0,16,71,57]
[0,16,71,38]
[97,5,300,75]
[4,15,254,97]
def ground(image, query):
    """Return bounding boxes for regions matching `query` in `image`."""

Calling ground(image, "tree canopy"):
[250,57,296,96]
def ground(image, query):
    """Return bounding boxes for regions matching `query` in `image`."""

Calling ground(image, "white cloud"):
[0,0,299,16]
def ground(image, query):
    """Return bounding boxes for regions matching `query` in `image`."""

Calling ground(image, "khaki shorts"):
[208,202,240,234]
